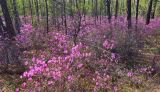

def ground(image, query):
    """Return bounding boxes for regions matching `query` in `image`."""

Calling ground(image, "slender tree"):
[51,0,56,25]
[106,0,111,23]
[29,0,33,24]
[45,0,49,33]
[60,0,64,26]
[115,0,119,19]
[73,0,82,45]
[22,0,26,23]
[63,0,67,35]
[0,0,26,73]
[95,0,98,20]
[0,0,16,38]
[99,0,103,24]
[83,0,86,20]
[13,0,21,33]
[35,0,40,23]
[151,0,158,19]
[69,0,73,17]
[136,0,139,21]
[135,0,140,30]
[146,0,153,25]
[0,16,5,37]
[127,0,132,28]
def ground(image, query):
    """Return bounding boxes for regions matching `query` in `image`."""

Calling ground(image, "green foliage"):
[5,0,160,17]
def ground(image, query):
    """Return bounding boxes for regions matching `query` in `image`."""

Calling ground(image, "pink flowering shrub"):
[103,39,115,50]
[19,42,102,91]
[15,16,160,91]
[46,31,71,57]
[17,29,119,91]
[16,24,46,49]
[16,24,33,47]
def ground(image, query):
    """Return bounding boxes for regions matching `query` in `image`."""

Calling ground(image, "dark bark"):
[13,0,21,33]
[35,0,40,22]
[45,0,49,33]
[0,16,4,37]
[0,0,24,71]
[136,0,139,21]
[63,0,67,35]
[60,0,64,26]
[0,0,16,38]
[100,1,103,24]
[127,0,132,28]
[83,0,86,20]
[146,0,153,25]
[95,0,98,20]
[29,0,33,24]
[135,0,139,30]
[0,16,6,37]
[0,39,25,74]
[73,12,82,45]
[115,0,119,19]
[22,0,26,23]
[106,0,111,23]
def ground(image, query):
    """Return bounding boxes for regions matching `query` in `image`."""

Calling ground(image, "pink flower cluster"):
[19,40,93,91]
[16,15,160,91]
[103,39,115,49]
[16,24,33,47]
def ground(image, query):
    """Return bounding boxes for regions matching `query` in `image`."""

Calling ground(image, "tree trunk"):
[13,0,21,33]
[29,0,33,24]
[107,0,111,23]
[83,0,86,20]
[45,0,49,33]
[151,0,158,19]
[136,0,139,21]
[127,0,132,28]
[135,0,139,30]
[63,0,67,35]
[0,0,25,74]
[0,16,5,38]
[115,0,119,19]
[95,0,98,21]
[69,0,73,17]
[22,0,26,23]
[146,0,153,25]
[35,0,40,23]
[0,0,16,38]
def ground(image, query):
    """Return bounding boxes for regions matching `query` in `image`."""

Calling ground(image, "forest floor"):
[0,31,160,92]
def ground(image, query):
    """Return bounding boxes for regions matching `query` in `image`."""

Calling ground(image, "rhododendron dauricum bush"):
[16,24,46,48]
[15,16,160,92]
[16,28,117,91]
[16,24,33,47]
[19,43,117,91]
